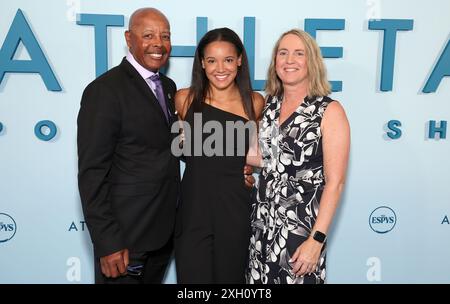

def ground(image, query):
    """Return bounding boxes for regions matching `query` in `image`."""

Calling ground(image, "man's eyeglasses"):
[126,264,144,276]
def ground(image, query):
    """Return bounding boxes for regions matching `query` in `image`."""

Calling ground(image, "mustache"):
[146,47,168,54]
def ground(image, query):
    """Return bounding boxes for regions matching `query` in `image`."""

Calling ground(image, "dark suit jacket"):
[77,58,179,258]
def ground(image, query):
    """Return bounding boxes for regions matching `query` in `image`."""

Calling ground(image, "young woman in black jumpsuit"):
[174,28,265,283]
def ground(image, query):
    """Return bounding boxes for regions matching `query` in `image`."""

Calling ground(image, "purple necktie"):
[148,74,169,122]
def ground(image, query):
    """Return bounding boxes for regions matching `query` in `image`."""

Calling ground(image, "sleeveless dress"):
[246,95,334,284]
[175,102,252,283]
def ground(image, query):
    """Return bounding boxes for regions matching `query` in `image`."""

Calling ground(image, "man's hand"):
[100,249,129,278]
[244,165,255,188]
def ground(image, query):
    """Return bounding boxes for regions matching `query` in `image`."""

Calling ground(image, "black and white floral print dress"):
[246,95,334,284]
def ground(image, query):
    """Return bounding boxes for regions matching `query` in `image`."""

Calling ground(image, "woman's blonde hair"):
[265,29,331,97]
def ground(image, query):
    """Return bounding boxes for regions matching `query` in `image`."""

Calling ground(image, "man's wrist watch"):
[312,230,327,243]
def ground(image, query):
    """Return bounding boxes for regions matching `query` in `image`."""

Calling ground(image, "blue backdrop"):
[1,0,449,283]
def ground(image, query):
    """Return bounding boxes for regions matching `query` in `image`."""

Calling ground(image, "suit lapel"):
[120,58,169,126]
[160,74,176,124]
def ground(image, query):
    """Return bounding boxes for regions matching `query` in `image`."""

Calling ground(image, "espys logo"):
[0,213,17,243]
[369,206,396,234]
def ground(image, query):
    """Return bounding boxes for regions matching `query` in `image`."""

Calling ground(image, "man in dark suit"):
[77,8,178,284]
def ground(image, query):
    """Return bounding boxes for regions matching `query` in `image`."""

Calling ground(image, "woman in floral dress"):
[245,29,350,284]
